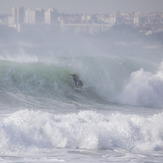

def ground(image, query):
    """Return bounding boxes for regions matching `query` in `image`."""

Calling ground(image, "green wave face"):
[0,56,160,108]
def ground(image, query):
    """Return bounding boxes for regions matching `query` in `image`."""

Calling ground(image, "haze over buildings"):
[0,6,163,34]
[0,2,163,64]
[0,0,163,34]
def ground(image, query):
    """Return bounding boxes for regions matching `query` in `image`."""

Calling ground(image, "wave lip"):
[1,110,163,152]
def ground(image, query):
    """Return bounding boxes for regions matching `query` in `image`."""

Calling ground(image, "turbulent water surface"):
[0,51,163,163]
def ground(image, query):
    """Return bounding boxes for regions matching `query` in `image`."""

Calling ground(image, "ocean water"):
[0,52,163,163]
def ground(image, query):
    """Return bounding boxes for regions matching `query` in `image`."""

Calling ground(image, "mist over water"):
[0,26,163,162]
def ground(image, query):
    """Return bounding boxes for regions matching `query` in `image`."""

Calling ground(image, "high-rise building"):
[12,7,25,25]
[44,8,58,24]
[25,9,35,24]
[35,8,45,24]
[25,8,45,24]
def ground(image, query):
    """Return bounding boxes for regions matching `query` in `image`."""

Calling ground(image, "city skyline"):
[0,0,163,14]
[1,6,163,34]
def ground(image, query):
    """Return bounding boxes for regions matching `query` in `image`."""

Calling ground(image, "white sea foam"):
[119,62,163,107]
[0,110,163,152]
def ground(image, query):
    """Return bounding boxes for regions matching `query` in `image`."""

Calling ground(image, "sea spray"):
[119,62,163,107]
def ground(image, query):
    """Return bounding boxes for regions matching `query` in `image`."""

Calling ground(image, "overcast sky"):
[0,0,163,14]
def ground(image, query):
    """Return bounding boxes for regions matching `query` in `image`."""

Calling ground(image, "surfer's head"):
[69,74,78,79]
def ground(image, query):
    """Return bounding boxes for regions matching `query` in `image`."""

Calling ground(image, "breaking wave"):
[0,110,163,152]
[119,63,163,107]
[0,55,162,107]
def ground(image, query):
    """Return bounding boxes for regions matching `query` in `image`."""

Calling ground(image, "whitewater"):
[0,52,163,163]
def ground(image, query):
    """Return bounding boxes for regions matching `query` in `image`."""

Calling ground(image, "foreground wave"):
[0,109,163,152]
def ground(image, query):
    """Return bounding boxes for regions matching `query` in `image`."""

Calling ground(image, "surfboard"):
[74,87,82,91]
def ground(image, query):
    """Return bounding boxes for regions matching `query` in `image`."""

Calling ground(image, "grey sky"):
[0,0,163,14]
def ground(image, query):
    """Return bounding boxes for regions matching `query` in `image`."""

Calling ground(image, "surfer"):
[69,74,83,88]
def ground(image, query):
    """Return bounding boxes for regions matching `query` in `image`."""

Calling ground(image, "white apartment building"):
[12,7,25,25]
[44,8,58,24]
[25,9,35,24]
